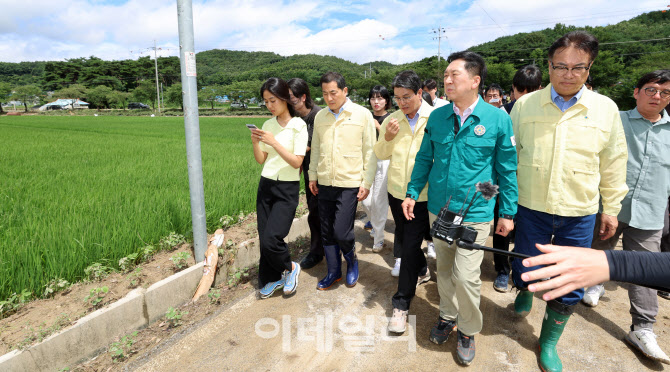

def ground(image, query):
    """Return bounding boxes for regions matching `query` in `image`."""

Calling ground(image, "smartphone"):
[246,124,258,131]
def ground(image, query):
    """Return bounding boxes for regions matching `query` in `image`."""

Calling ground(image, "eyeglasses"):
[550,61,591,77]
[642,87,670,99]
[393,95,415,104]
[289,96,300,104]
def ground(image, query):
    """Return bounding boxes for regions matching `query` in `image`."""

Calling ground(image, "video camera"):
[430,181,530,259]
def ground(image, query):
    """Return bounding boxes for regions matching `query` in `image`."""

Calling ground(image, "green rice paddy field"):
[0,115,277,300]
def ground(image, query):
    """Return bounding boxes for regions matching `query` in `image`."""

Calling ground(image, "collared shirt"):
[308,98,377,189]
[433,97,449,108]
[511,84,628,217]
[259,117,308,181]
[406,111,420,133]
[327,99,347,121]
[551,85,586,112]
[617,108,670,230]
[453,96,480,127]
[374,100,434,201]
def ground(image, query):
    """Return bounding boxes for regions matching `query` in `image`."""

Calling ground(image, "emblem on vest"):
[474,124,486,136]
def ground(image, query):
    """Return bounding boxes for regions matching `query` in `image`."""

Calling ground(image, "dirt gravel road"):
[130,214,669,372]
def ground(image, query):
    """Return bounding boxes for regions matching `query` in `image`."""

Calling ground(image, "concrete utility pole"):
[176,0,207,262]
[432,26,448,93]
[154,40,161,114]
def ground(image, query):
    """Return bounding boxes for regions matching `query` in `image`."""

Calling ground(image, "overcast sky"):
[1,0,667,64]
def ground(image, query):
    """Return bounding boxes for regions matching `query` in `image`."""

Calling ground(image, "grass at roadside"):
[0,115,276,300]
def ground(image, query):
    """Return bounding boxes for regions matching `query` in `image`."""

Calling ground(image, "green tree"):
[107,90,131,110]
[200,85,224,109]
[165,83,183,111]
[86,85,113,110]
[12,85,42,112]
[53,84,88,108]
[0,82,12,113]
[132,80,157,109]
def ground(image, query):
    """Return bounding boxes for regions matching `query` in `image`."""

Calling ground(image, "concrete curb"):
[0,214,310,371]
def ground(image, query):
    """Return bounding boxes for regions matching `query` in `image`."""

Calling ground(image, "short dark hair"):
[485,83,503,96]
[422,91,434,106]
[422,79,437,90]
[320,71,346,90]
[287,78,314,109]
[368,85,392,110]
[392,70,422,94]
[548,31,599,62]
[635,69,670,90]
[585,74,593,88]
[512,65,543,93]
[260,77,296,117]
[447,51,487,89]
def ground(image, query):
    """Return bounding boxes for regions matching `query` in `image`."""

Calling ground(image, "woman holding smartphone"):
[251,77,308,298]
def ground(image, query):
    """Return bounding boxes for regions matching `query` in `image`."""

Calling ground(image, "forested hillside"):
[0,10,668,111]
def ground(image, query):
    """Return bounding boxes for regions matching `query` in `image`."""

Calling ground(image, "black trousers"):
[493,198,514,275]
[303,152,323,257]
[318,185,358,254]
[257,177,299,287]
[389,194,429,311]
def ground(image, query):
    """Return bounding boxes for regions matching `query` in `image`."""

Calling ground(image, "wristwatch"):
[405,193,415,200]
[499,213,514,220]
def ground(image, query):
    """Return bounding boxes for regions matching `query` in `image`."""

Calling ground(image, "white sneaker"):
[426,241,436,259]
[369,228,375,237]
[388,308,408,333]
[391,258,401,277]
[625,327,670,364]
[372,241,385,253]
[417,270,431,287]
[582,284,605,307]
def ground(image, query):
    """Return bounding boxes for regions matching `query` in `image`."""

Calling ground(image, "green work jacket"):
[406,97,518,222]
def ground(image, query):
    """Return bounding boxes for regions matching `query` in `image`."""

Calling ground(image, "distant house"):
[40,98,90,111]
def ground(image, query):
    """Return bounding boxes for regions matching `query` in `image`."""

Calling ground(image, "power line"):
[191,6,663,53]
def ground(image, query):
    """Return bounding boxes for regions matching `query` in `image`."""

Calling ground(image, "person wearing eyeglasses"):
[509,31,629,372]
[484,84,504,108]
[581,69,670,364]
[403,52,518,366]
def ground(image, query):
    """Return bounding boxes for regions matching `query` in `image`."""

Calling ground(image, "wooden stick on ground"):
[192,228,224,302]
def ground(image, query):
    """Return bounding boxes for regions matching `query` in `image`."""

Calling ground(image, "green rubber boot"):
[538,307,571,372]
[514,289,533,317]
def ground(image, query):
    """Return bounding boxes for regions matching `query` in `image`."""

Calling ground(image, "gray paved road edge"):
[0,215,309,372]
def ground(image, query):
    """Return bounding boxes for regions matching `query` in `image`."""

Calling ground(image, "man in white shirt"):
[422,79,449,108]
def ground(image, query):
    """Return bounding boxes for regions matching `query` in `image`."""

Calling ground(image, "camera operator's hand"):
[402,198,415,220]
[521,243,609,301]
[495,218,514,237]
[385,118,400,141]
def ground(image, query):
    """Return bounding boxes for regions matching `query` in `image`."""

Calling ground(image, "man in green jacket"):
[402,51,518,366]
